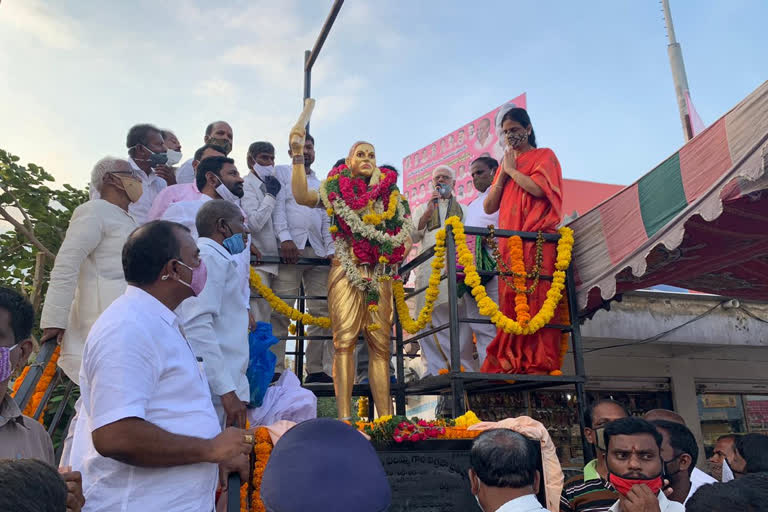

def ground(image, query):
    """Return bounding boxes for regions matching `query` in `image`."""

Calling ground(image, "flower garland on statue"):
[318,164,413,329]
[11,344,61,423]
[394,216,575,336]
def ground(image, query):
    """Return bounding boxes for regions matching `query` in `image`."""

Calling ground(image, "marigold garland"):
[11,344,61,423]
[249,267,331,329]
[358,396,370,421]
[241,427,273,512]
[394,217,574,336]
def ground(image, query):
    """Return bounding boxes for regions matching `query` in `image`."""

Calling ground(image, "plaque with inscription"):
[374,440,480,512]
[374,438,547,512]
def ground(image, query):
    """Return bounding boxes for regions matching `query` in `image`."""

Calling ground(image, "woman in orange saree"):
[480,108,564,374]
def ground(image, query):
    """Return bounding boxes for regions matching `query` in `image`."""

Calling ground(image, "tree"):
[0,148,88,310]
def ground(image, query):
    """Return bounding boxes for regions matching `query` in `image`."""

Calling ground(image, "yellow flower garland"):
[392,228,447,333]
[249,267,331,329]
[394,217,574,336]
[363,190,400,225]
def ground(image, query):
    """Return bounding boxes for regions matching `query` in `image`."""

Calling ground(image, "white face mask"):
[722,458,735,482]
[216,177,241,206]
[166,149,182,166]
[252,162,275,178]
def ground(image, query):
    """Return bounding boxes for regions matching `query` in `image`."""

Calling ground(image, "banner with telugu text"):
[402,93,527,211]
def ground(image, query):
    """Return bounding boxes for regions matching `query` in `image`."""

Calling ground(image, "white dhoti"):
[460,276,499,368]
[419,302,476,376]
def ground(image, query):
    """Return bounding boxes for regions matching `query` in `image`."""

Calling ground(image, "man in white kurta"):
[410,165,469,376]
[461,156,501,368]
[178,200,250,429]
[41,157,140,384]
[69,221,252,512]
[162,156,252,319]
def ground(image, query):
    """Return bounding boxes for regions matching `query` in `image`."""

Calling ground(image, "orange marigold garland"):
[11,344,61,422]
[242,427,273,512]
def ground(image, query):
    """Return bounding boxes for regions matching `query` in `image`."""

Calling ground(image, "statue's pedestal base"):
[373,439,481,512]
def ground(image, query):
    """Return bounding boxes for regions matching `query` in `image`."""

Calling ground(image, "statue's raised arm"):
[289,98,319,207]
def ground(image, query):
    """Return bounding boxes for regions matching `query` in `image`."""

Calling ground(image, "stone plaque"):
[375,440,481,512]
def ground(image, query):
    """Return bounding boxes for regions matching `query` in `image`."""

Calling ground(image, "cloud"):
[0,0,81,50]
[194,78,238,99]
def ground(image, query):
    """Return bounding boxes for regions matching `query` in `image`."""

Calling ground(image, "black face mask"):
[663,453,682,478]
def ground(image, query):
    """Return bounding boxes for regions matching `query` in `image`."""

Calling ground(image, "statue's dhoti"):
[327,262,393,419]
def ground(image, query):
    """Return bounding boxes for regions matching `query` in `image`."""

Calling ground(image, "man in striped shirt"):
[560,399,630,511]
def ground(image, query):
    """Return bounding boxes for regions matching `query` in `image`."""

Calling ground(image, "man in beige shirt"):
[0,287,85,511]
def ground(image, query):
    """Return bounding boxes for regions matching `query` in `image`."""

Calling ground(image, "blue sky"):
[1,0,766,190]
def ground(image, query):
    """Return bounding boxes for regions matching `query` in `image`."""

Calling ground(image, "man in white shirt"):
[162,156,254,330]
[468,429,548,512]
[178,200,251,429]
[90,124,173,225]
[176,121,234,184]
[410,165,469,376]
[461,156,501,368]
[69,220,252,512]
[272,135,335,382]
[241,142,284,360]
[603,417,685,512]
[643,409,716,502]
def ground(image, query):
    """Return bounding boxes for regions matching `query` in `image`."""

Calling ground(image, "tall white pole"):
[661,0,693,141]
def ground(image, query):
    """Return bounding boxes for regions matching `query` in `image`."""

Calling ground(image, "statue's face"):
[347,143,376,177]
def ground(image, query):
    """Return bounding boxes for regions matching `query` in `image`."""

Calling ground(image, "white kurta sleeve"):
[181,251,237,397]
[242,185,277,234]
[40,202,105,329]
[410,203,428,244]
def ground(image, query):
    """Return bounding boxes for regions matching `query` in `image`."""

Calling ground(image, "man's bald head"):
[644,409,685,425]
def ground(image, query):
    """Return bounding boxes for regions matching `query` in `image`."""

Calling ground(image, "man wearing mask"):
[148,144,227,221]
[410,165,467,376]
[271,134,335,383]
[603,417,684,512]
[649,420,699,505]
[68,221,252,512]
[707,434,737,481]
[242,142,284,374]
[93,123,171,225]
[642,409,715,497]
[178,200,251,429]
[162,157,255,330]
[160,129,183,185]
[561,399,629,512]
[176,121,234,184]
[460,156,501,368]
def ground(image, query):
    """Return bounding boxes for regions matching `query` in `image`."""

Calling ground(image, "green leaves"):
[0,148,88,295]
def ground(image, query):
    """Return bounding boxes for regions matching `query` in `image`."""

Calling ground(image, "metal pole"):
[445,225,465,417]
[394,310,406,415]
[304,0,345,73]
[303,50,312,133]
[296,283,306,379]
[566,257,592,461]
[661,0,693,141]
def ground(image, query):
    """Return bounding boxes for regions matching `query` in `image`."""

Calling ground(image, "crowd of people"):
[1,110,767,511]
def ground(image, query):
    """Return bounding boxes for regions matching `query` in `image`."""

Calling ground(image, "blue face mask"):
[222,223,247,255]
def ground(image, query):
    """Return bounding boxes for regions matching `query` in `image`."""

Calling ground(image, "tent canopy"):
[571,81,768,317]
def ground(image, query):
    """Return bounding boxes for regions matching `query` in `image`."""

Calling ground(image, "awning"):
[571,81,768,316]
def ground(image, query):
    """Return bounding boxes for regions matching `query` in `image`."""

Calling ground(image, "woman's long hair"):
[500,108,537,148]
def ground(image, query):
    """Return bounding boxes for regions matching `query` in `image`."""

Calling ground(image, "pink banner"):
[402,93,527,210]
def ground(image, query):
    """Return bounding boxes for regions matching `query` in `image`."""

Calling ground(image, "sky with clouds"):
[1,0,766,191]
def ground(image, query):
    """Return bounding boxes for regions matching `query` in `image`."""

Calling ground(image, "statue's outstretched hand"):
[289,126,305,156]
[289,98,315,157]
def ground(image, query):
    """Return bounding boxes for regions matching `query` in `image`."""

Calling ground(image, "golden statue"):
[289,100,412,419]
